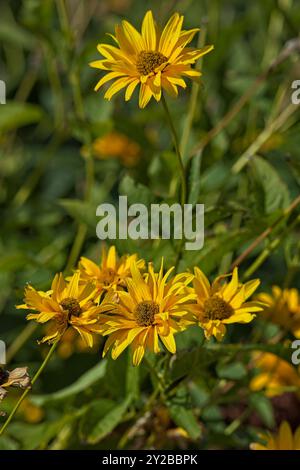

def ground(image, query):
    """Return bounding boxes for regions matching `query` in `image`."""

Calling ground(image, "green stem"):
[0,340,59,437]
[161,94,187,207]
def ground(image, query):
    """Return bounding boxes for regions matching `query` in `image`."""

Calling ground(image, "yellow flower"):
[0,367,31,404]
[17,272,110,347]
[250,352,300,397]
[51,327,100,359]
[19,398,44,423]
[257,286,300,337]
[99,261,194,365]
[250,421,300,450]
[189,267,262,340]
[78,245,144,294]
[91,131,141,167]
[90,10,213,108]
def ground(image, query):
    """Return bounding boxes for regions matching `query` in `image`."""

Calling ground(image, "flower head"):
[190,267,262,340]
[257,286,300,337]
[99,261,194,365]
[90,10,213,108]
[78,245,144,294]
[250,352,300,397]
[17,272,111,347]
[250,421,300,450]
[91,131,141,167]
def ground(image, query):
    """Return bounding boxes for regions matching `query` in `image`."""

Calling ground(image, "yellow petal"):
[104,77,135,100]
[121,20,145,54]
[139,83,153,108]
[142,11,156,50]
[125,79,140,101]
[278,421,293,450]
[94,71,127,92]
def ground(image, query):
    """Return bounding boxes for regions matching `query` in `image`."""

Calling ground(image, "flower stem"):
[0,340,59,437]
[161,94,187,207]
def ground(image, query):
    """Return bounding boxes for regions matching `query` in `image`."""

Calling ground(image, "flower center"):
[136,51,167,75]
[203,296,233,321]
[102,267,116,286]
[134,300,159,326]
[60,297,81,317]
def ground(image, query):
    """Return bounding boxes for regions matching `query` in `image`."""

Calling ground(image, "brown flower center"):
[60,297,81,317]
[102,267,116,286]
[134,300,159,326]
[203,296,233,321]
[136,51,167,75]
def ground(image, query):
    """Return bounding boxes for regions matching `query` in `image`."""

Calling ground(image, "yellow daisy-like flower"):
[99,261,194,365]
[257,286,300,338]
[90,10,213,108]
[250,352,300,397]
[91,131,141,167]
[78,245,144,294]
[17,272,111,347]
[250,421,300,450]
[189,267,262,340]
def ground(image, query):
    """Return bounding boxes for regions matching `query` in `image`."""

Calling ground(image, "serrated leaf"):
[250,156,290,214]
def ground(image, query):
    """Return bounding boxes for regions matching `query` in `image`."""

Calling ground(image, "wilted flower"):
[90,10,213,108]
[0,366,31,405]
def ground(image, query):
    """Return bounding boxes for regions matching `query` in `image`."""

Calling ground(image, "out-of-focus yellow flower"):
[19,398,44,424]
[189,267,262,340]
[256,287,300,337]
[52,327,100,359]
[92,132,141,167]
[99,261,194,365]
[250,421,300,450]
[17,272,111,347]
[250,352,300,397]
[90,10,213,108]
[78,245,144,295]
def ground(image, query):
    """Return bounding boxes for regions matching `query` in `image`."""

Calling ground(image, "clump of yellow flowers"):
[18,245,262,366]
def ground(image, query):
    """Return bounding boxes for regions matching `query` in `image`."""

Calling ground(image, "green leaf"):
[0,435,19,450]
[249,393,275,427]
[84,395,132,444]
[188,150,202,205]
[119,175,156,206]
[32,361,107,405]
[168,405,202,440]
[216,362,247,380]
[0,102,43,133]
[250,156,290,214]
